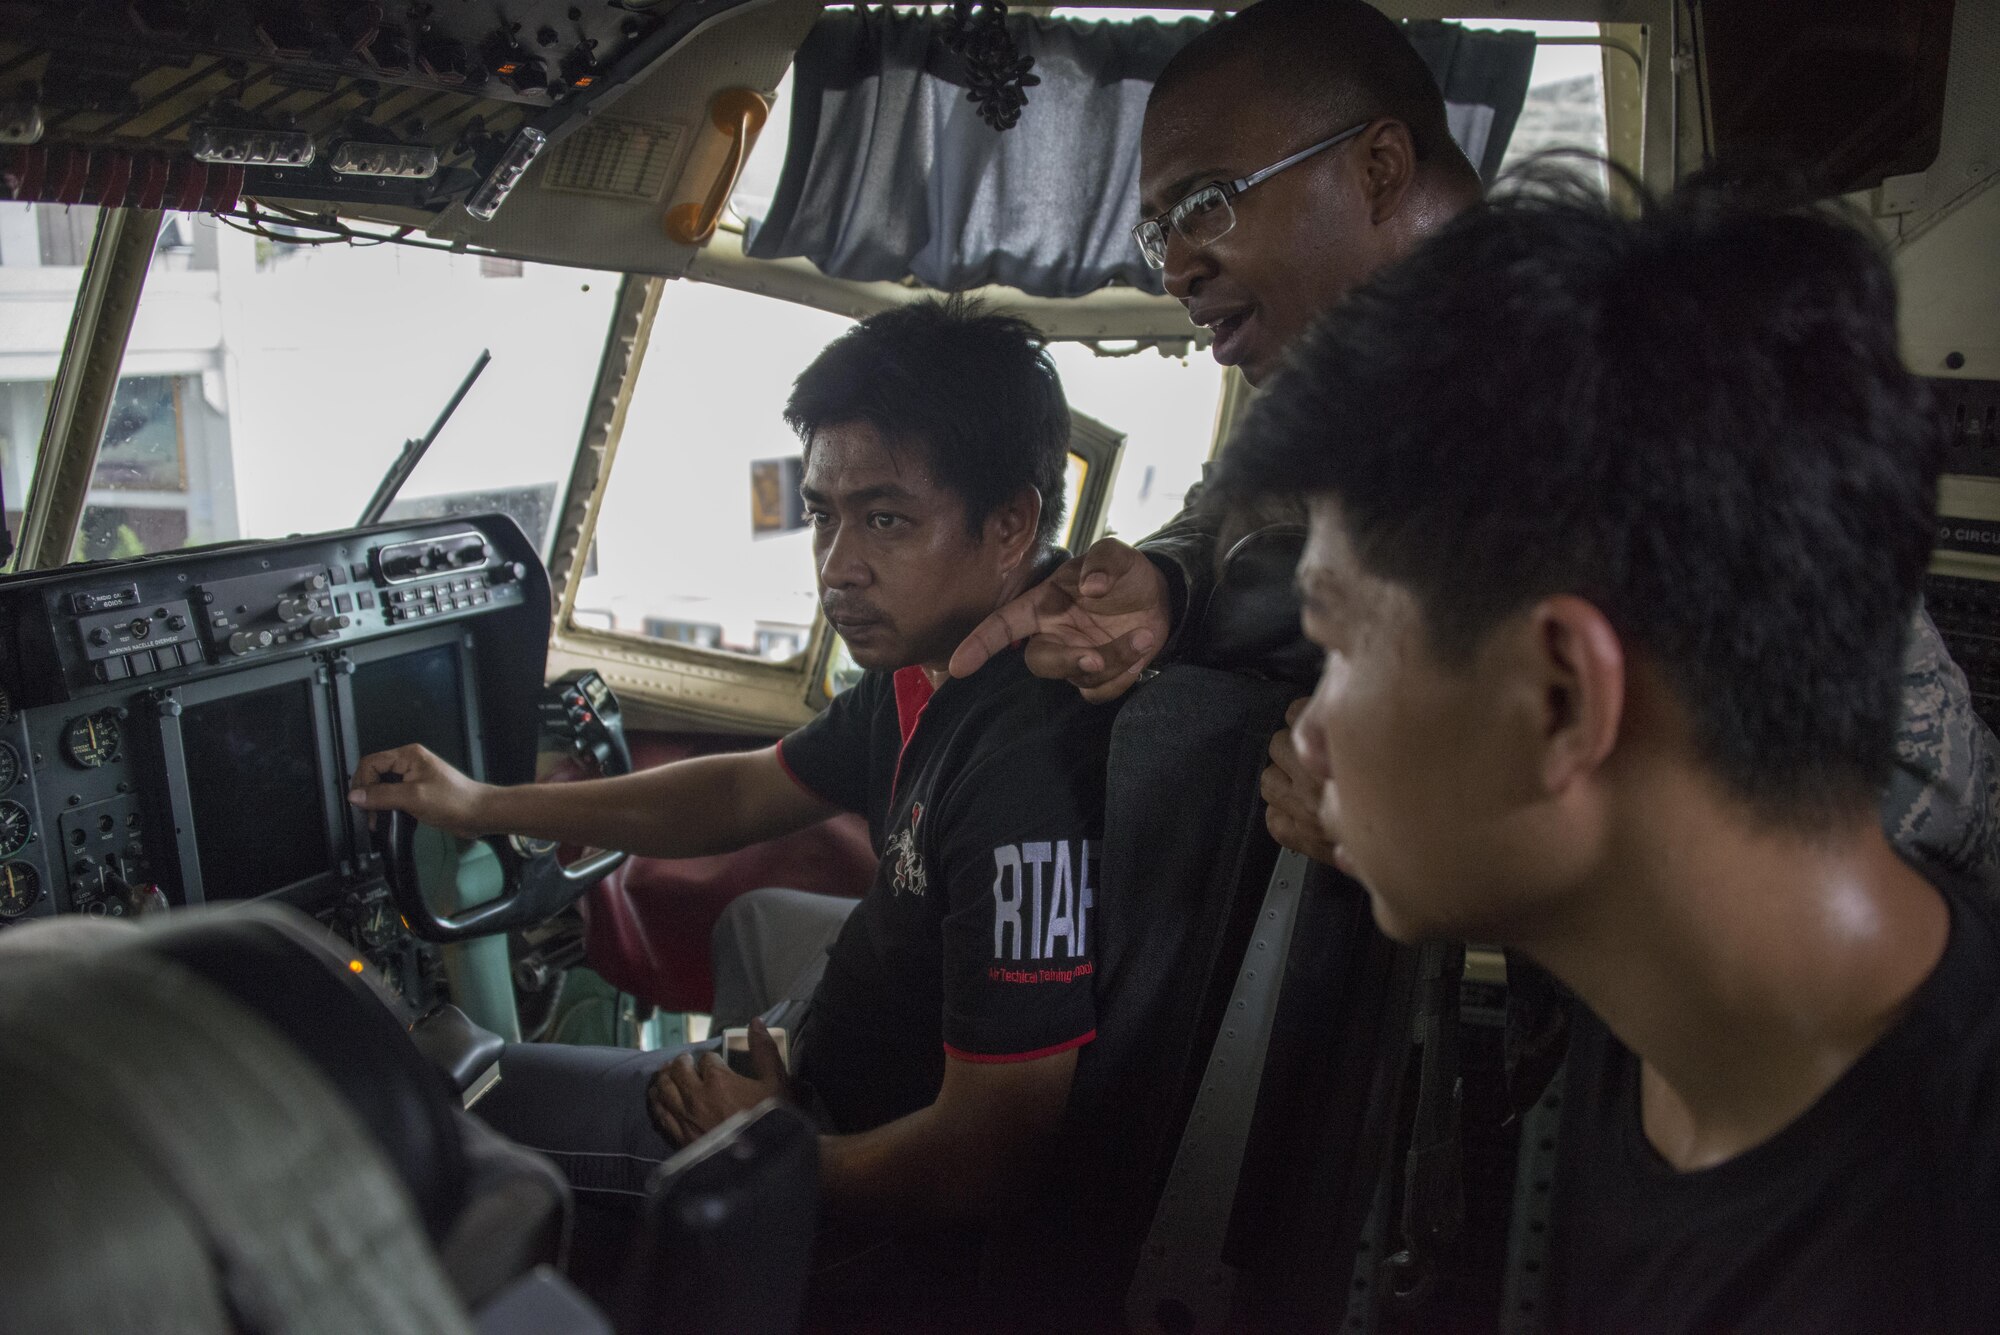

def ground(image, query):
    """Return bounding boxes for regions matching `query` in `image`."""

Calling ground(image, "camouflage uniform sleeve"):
[1882,601,2000,895]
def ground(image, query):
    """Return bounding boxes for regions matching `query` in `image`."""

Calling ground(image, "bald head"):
[1152,0,1480,188]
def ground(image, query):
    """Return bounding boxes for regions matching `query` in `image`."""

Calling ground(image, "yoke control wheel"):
[380,671,632,944]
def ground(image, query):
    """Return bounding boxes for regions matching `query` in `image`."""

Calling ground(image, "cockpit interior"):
[0,0,1996,1331]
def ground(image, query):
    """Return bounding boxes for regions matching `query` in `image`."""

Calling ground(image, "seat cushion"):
[580,733,876,1012]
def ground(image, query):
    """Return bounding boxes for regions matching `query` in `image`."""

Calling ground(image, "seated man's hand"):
[948,536,1171,704]
[1262,700,1341,866]
[347,743,495,838]
[648,1018,791,1147]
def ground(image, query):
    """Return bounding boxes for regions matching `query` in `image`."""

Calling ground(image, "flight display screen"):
[351,644,471,773]
[182,680,332,899]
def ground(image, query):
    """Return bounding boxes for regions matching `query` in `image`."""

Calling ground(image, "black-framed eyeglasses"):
[1132,121,1371,270]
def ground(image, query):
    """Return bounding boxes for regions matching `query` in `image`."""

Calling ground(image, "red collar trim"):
[890,666,937,800]
[892,666,935,747]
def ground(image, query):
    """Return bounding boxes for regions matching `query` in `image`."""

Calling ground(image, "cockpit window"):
[0,203,102,569]
[1046,342,1222,545]
[1479,19,1611,189]
[67,216,617,565]
[571,281,848,661]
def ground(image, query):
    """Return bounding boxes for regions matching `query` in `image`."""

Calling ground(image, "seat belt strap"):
[1498,1061,1567,1335]
[1126,848,1310,1335]
[1379,941,1466,1308]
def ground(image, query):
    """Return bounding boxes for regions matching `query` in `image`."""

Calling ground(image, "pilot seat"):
[0,902,818,1335]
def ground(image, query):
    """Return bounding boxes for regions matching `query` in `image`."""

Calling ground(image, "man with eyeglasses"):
[952,0,1483,854]
[952,0,2000,896]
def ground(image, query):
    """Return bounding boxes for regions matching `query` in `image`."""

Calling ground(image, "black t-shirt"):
[1551,877,2000,1333]
[777,649,1114,1134]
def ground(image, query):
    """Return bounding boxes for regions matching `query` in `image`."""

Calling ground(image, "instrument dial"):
[0,860,39,918]
[0,741,19,792]
[358,897,400,949]
[0,800,31,858]
[62,712,123,768]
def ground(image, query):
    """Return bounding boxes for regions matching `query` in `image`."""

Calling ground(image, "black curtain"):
[1403,18,1540,181]
[747,10,1538,299]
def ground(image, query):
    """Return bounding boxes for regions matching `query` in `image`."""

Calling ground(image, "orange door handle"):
[663,88,770,246]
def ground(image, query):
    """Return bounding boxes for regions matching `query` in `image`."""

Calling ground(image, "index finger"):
[949,581,1067,679]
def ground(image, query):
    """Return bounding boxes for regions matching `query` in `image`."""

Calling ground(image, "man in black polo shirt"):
[1210,176,2000,1329]
[349,298,1113,1301]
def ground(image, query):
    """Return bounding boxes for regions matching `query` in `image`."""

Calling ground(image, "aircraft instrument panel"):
[0,513,554,1005]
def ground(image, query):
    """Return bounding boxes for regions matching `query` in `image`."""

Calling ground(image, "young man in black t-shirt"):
[1209,175,2000,1330]
[348,299,1114,1296]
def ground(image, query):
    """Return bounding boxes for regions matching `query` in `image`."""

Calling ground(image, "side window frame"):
[544,274,837,734]
[1065,407,1124,552]
[13,207,158,573]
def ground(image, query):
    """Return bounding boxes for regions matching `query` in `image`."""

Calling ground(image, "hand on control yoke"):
[948,536,1171,704]
[348,743,495,839]
[1262,699,1341,866]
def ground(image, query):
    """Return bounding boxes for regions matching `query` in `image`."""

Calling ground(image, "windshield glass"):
[71,217,617,564]
[0,203,101,568]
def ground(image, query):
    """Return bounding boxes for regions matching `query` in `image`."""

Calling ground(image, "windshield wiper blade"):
[358,348,492,527]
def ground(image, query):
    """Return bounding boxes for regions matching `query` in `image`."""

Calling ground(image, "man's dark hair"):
[785,296,1071,545]
[1151,0,1477,183]
[1212,166,1945,823]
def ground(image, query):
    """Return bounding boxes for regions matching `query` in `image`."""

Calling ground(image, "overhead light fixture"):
[329,140,440,179]
[463,126,545,221]
[189,124,314,168]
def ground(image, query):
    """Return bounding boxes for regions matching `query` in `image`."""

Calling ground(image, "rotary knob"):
[307,614,351,639]
[227,629,275,656]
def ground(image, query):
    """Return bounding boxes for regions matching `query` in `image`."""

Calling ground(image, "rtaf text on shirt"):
[991,839,1095,961]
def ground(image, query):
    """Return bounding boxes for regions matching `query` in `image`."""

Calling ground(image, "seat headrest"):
[139,905,469,1242]
[1185,525,1321,687]
[0,907,473,1334]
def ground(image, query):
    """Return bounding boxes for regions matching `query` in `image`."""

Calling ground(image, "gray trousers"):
[708,887,859,1031]
[473,887,978,1322]
[478,887,859,1201]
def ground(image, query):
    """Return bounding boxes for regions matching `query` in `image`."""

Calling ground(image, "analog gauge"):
[0,801,30,858]
[358,897,400,949]
[0,860,38,918]
[62,712,123,769]
[0,741,18,792]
